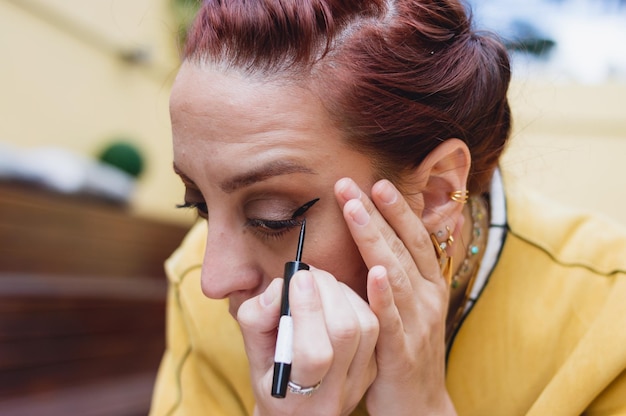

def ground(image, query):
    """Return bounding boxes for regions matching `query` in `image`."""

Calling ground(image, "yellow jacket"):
[150,172,626,415]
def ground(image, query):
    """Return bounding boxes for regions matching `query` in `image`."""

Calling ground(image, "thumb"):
[237,278,283,376]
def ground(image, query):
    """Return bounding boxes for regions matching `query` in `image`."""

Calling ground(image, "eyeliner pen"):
[271,219,309,398]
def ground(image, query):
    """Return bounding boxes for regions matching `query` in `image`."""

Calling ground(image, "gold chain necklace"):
[446,195,489,343]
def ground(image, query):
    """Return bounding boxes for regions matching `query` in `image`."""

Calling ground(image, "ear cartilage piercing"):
[450,190,469,204]
[430,225,454,285]
[438,226,454,251]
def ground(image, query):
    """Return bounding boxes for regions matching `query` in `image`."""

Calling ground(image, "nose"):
[200,225,263,300]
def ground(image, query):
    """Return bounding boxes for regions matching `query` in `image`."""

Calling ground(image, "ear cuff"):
[450,190,469,204]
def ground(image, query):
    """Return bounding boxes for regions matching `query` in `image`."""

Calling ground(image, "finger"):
[312,269,378,378]
[288,270,333,388]
[371,179,444,286]
[313,269,361,355]
[237,278,284,378]
[300,268,378,406]
[335,178,420,288]
[336,177,445,306]
[366,265,406,360]
[341,197,417,315]
[339,282,379,390]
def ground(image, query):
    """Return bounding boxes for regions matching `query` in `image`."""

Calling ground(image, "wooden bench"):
[0,182,190,415]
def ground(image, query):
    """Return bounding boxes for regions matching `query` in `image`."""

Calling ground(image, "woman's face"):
[171,62,377,318]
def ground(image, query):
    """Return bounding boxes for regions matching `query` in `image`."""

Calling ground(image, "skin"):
[171,61,470,415]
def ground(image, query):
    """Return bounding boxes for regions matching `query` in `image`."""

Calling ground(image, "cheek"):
[307,224,369,301]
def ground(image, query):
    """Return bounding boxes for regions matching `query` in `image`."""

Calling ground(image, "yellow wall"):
[2,1,625,226]
[504,80,626,224]
[0,0,194,225]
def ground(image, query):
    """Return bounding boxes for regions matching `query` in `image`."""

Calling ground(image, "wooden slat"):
[0,182,189,277]
[0,183,190,411]
[0,372,157,416]
[0,273,167,300]
[0,291,166,399]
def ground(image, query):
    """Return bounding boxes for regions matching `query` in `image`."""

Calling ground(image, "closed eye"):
[176,202,299,238]
[246,218,300,239]
[176,197,318,240]
[176,201,208,218]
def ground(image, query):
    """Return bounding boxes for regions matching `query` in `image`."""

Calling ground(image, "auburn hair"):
[184,0,511,194]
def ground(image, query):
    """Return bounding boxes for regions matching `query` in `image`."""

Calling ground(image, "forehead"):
[170,62,367,183]
[170,62,323,133]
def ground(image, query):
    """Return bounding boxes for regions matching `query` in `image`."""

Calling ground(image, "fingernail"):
[377,181,397,205]
[347,200,369,226]
[294,271,314,293]
[370,265,389,291]
[337,178,361,201]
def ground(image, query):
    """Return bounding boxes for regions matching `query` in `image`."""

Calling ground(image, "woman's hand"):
[237,267,379,416]
[334,178,456,416]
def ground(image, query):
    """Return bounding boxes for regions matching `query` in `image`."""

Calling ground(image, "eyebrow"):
[173,160,317,193]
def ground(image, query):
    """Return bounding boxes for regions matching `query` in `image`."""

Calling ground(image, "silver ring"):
[287,379,322,396]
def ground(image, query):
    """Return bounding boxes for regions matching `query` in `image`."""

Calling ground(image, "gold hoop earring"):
[450,190,469,204]
[430,226,454,285]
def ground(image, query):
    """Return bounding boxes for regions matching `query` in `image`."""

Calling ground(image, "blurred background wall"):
[504,79,626,224]
[1,0,625,226]
[0,2,195,414]
[481,0,626,225]
[0,0,195,226]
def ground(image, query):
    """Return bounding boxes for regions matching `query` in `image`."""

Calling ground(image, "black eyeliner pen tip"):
[295,218,306,261]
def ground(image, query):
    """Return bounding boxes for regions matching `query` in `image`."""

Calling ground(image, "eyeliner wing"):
[292,198,320,219]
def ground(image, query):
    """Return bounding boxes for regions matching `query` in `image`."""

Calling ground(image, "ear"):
[405,138,471,234]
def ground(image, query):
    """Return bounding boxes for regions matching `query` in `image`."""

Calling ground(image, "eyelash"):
[246,218,301,240]
[176,202,208,217]
[176,202,301,239]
